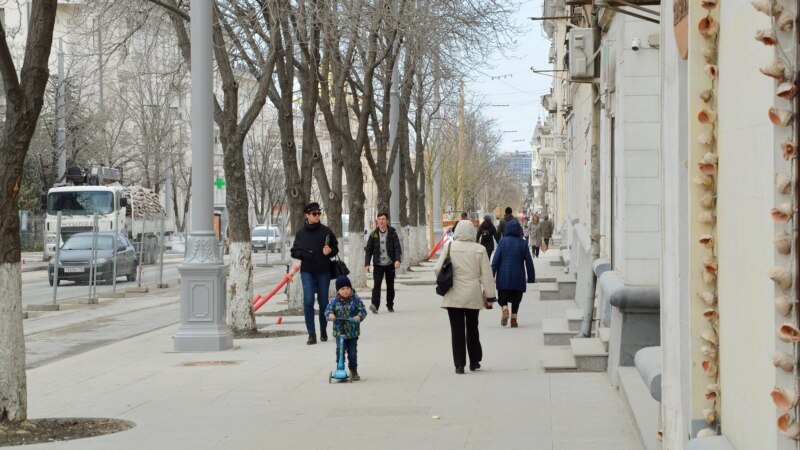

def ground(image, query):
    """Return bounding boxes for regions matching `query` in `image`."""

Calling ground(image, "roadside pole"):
[86,213,99,304]
[264,214,270,266]
[112,209,118,295]
[28,213,62,312]
[157,214,167,288]
[137,215,145,288]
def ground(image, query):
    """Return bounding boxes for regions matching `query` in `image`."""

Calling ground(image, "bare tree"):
[245,122,285,226]
[0,0,57,424]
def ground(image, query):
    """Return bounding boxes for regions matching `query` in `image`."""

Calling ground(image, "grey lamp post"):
[173,1,232,351]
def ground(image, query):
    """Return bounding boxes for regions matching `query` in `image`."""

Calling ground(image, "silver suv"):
[251,226,281,253]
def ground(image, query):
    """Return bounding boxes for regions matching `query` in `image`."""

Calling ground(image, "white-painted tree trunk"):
[0,263,27,422]
[401,226,412,271]
[226,242,255,332]
[348,233,367,289]
[416,225,429,264]
[287,258,304,310]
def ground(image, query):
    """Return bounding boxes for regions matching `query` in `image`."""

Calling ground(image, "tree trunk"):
[0,0,57,423]
[221,134,255,332]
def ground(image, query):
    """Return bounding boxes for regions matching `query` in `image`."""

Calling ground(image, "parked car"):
[48,231,138,286]
[251,226,282,253]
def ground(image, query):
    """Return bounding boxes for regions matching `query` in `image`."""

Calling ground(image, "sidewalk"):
[21,253,641,450]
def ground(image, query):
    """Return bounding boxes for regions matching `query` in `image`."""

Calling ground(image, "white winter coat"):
[434,220,497,309]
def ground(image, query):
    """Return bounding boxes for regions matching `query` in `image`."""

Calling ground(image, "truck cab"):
[43,166,173,264]
[44,185,125,258]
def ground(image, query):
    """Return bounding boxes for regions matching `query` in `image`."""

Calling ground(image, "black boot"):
[320,329,328,342]
[307,334,317,345]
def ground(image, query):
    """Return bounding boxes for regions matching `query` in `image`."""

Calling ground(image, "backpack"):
[480,228,493,244]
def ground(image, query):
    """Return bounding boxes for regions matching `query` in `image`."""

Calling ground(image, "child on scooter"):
[325,275,368,380]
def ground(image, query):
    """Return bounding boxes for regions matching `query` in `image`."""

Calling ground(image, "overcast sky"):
[468,0,552,154]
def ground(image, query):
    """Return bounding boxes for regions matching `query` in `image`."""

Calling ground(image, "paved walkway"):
[21,252,641,449]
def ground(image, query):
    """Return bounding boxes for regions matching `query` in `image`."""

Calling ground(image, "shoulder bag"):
[436,242,453,296]
[325,234,350,278]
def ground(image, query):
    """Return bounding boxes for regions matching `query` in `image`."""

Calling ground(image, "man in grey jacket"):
[540,215,554,247]
[364,212,402,313]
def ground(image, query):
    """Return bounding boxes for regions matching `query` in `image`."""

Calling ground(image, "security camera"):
[631,37,641,51]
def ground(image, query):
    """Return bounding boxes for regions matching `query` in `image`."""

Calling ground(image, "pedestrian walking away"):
[528,214,542,258]
[540,214,554,248]
[492,220,536,328]
[434,219,497,374]
[475,215,499,259]
[364,211,402,313]
[522,216,530,245]
[291,202,339,345]
[496,206,517,241]
[325,275,367,381]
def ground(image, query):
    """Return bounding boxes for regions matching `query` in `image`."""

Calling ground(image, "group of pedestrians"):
[288,200,552,378]
[289,203,402,379]
[434,207,556,374]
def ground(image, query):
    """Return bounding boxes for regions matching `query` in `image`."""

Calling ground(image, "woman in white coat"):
[435,220,497,374]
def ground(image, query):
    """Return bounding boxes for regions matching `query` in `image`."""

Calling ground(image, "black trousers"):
[531,246,540,257]
[497,289,523,314]
[371,264,396,309]
[446,308,482,368]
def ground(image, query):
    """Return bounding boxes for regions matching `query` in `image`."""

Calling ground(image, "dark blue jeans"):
[300,271,331,335]
[335,337,359,370]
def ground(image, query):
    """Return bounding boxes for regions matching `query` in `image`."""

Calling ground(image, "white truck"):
[43,166,176,264]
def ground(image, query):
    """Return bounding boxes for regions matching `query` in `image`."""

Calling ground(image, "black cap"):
[335,275,352,291]
[303,202,321,213]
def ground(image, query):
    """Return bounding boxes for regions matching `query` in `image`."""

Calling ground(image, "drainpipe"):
[580,19,602,338]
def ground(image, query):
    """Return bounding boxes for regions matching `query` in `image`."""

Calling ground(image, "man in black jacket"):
[290,202,338,345]
[364,211,402,313]
[497,206,517,241]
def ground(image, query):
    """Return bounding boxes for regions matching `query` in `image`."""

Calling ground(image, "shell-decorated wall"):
[753,0,800,442]
[694,0,721,438]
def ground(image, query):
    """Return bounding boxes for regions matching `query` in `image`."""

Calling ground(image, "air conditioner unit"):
[568,28,595,79]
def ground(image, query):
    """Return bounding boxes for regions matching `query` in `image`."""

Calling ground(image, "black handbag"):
[330,254,350,278]
[324,234,348,278]
[436,242,453,296]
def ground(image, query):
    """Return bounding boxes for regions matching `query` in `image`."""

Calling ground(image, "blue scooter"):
[329,317,356,383]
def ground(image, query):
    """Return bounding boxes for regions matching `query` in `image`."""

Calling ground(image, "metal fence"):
[19,212,45,252]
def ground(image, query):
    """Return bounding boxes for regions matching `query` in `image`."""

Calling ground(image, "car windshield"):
[252,228,276,237]
[48,191,113,215]
[62,235,114,251]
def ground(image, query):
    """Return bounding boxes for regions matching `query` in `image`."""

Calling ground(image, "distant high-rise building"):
[503,151,532,185]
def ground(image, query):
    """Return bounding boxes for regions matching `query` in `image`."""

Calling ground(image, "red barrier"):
[252,266,300,313]
[276,316,283,325]
[426,227,452,261]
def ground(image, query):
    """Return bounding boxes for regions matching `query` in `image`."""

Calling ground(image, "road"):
[22,263,291,369]
[21,255,186,307]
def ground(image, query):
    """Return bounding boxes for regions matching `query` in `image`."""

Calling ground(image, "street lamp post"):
[173,1,232,351]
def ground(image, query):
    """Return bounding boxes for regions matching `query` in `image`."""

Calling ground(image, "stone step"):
[399,279,435,286]
[566,308,583,332]
[540,281,577,301]
[549,260,565,267]
[618,367,661,450]
[570,337,609,372]
[542,347,577,373]
[598,327,611,352]
[542,318,574,346]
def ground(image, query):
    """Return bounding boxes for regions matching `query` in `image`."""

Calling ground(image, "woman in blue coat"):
[491,220,535,327]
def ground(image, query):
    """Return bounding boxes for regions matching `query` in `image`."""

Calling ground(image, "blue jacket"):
[491,220,535,292]
[325,294,367,339]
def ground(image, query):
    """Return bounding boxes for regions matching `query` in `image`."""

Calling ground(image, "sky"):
[468,0,552,154]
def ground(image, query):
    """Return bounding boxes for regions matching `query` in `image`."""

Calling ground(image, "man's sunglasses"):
[308,211,322,216]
